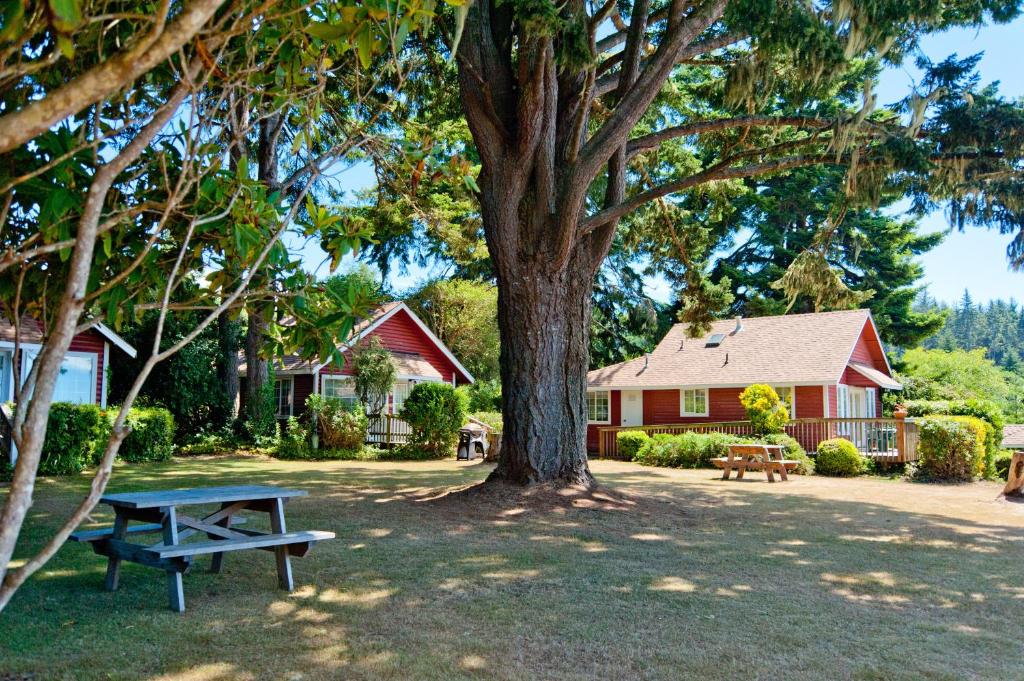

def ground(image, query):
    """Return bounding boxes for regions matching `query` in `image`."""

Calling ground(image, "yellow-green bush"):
[616,430,650,459]
[918,416,986,481]
[739,384,789,435]
[816,438,866,477]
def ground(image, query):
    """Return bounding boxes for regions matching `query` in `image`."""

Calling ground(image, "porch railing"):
[596,416,919,463]
[366,414,412,447]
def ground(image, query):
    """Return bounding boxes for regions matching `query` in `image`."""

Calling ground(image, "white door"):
[620,390,643,427]
[849,387,867,417]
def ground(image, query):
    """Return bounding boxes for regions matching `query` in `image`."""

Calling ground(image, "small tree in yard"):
[740,385,789,435]
[401,383,468,458]
[350,337,397,416]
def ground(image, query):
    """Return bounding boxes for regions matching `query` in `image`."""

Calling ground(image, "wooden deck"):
[597,416,920,463]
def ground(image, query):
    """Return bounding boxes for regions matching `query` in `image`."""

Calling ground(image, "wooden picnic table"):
[712,444,798,482]
[69,485,334,612]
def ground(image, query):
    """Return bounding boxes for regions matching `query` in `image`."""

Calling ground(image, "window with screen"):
[274,377,293,417]
[772,386,796,418]
[587,390,610,423]
[680,388,708,416]
[322,376,360,409]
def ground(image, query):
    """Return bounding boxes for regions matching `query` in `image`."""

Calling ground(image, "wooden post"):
[386,414,392,447]
[894,407,907,462]
[269,497,294,591]
[162,506,185,612]
[104,509,128,591]
[598,429,606,458]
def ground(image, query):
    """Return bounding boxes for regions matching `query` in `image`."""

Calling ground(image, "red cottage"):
[0,317,137,409]
[240,301,474,419]
[586,309,902,452]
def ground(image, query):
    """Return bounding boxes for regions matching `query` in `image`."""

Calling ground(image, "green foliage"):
[739,385,789,435]
[405,279,500,382]
[400,382,468,458]
[616,431,651,460]
[39,403,105,475]
[459,379,502,412]
[634,432,751,469]
[175,430,238,457]
[468,411,503,433]
[917,417,985,481]
[108,305,232,438]
[274,417,312,460]
[116,407,175,463]
[903,399,1003,476]
[306,394,368,450]
[815,438,866,477]
[759,433,815,475]
[349,336,397,415]
[243,370,279,446]
[995,450,1016,481]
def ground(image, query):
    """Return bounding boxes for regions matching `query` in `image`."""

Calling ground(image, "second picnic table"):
[69,485,334,612]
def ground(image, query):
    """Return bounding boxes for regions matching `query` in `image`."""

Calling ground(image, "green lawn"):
[2,456,1023,680]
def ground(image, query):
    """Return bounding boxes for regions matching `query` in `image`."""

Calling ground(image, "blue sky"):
[301,16,1024,306]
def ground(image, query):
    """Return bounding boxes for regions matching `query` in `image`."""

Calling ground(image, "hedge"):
[760,433,815,475]
[995,450,1016,481]
[917,417,985,481]
[400,383,468,458]
[117,407,176,463]
[40,403,105,475]
[904,399,1003,477]
[616,430,650,460]
[634,431,752,469]
[815,438,866,477]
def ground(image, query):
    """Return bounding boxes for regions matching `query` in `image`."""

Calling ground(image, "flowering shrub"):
[739,384,789,435]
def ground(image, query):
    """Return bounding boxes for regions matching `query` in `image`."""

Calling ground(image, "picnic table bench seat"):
[146,530,334,559]
[711,457,800,471]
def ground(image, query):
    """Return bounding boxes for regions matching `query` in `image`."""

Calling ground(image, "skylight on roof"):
[705,333,726,348]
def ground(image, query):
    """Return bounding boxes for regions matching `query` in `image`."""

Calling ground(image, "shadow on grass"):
[3,457,1024,680]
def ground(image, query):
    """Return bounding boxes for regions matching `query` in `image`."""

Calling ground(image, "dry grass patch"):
[2,457,1023,680]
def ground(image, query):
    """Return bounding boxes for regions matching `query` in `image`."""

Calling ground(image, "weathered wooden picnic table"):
[712,444,798,482]
[69,485,334,612]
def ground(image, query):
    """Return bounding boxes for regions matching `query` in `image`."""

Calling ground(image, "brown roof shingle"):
[1004,425,1024,449]
[588,309,882,389]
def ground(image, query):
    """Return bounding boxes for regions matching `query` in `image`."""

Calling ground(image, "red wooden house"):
[586,309,901,452]
[240,301,474,419]
[0,317,137,409]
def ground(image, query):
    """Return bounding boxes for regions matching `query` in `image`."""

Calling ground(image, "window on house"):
[772,385,796,418]
[680,388,708,416]
[322,376,360,410]
[866,387,877,417]
[25,351,96,405]
[587,391,610,423]
[274,377,293,417]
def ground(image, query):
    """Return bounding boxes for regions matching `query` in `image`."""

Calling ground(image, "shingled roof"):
[588,309,897,389]
[1004,425,1024,450]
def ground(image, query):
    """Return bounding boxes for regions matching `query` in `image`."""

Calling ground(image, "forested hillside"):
[915,291,1024,372]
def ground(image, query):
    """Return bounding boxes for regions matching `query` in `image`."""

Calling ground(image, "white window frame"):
[320,375,360,410]
[680,388,709,417]
[865,387,877,418]
[771,385,797,418]
[837,384,849,418]
[273,376,294,417]
[587,390,611,424]
[21,349,98,405]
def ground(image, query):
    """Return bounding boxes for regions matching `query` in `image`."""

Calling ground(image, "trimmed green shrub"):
[40,403,105,475]
[905,399,1004,476]
[400,382,468,458]
[917,417,983,481]
[307,394,368,450]
[468,411,503,433]
[459,379,502,412]
[739,384,789,435]
[635,431,751,468]
[995,450,1016,481]
[816,438,866,477]
[760,433,814,475]
[617,430,650,460]
[117,407,175,463]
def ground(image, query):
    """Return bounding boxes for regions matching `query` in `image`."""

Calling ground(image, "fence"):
[366,414,413,447]
[597,416,920,463]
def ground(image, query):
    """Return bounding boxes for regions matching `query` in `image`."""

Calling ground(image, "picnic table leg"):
[721,462,731,480]
[162,506,185,612]
[269,497,294,591]
[209,502,232,574]
[778,462,789,482]
[764,458,775,482]
[104,509,128,591]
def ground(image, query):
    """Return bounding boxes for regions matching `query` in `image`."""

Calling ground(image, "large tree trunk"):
[244,303,269,416]
[490,240,596,486]
[217,311,240,420]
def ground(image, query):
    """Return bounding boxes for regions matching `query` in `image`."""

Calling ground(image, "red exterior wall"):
[586,390,621,452]
[293,374,314,415]
[827,384,838,417]
[319,308,466,384]
[795,385,825,419]
[68,329,106,404]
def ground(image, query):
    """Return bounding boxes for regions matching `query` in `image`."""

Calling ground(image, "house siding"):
[795,385,825,419]
[320,308,464,384]
[586,390,621,453]
[293,374,314,416]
